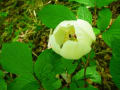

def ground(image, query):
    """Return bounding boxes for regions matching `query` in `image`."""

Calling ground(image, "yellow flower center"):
[64,29,77,43]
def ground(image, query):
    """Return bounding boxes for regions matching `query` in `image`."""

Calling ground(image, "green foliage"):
[70,84,98,90]
[97,8,112,31]
[69,0,117,8]
[0,78,7,90]
[54,57,78,74]
[69,80,98,90]
[22,81,40,90]
[69,0,95,7]
[110,39,120,89]
[95,0,117,8]
[77,5,92,24]
[70,80,85,88]
[8,74,38,90]
[0,70,5,78]
[34,49,61,90]
[102,15,120,47]
[0,12,8,17]
[0,70,7,90]
[0,42,79,90]
[0,42,33,75]
[93,28,100,35]
[34,49,77,90]
[37,4,76,28]
[73,66,101,84]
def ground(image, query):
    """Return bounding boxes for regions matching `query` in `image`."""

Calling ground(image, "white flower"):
[48,19,96,60]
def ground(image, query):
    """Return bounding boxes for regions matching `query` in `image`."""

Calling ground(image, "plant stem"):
[84,54,90,87]
[33,72,43,89]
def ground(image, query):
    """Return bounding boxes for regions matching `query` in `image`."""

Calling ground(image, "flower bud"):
[48,19,96,60]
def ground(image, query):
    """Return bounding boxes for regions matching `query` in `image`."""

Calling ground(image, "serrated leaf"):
[54,57,78,74]
[8,74,36,90]
[73,66,101,84]
[34,49,60,81]
[97,8,112,31]
[102,15,120,47]
[38,4,76,28]
[34,49,77,89]
[0,78,7,90]
[77,6,92,24]
[0,42,33,75]
[34,49,61,90]
[110,39,120,89]
[69,0,116,8]
[35,49,77,77]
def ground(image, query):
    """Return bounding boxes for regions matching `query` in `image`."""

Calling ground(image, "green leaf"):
[69,0,95,7]
[0,70,6,90]
[0,42,33,75]
[93,28,100,35]
[22,81,40,90]
[73,66,101,84]
[54,57,78,74]
[89,49,96,59]
[42,79,61,90]
[87,66,101,84]
[0,70,4,78]
[95,0,117,8]
[0,12,8,17]
[34,49,77,89]
[97,8,112,31]
[8,74,36,90]
[79,87,98,90]
[0,78,7,90]
[77,5,92,24]
[110,39,120,89]
[69,0,116,8]
[37,4,76,28]
[35,49,59,80]
[70,81,98,90]
[34,49,61,90]
[71,80,85,88]
[62,87,69,90]
[102,15,120,47]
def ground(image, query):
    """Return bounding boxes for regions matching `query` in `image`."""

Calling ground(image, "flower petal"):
[74,25,92,46]
[60,40,91,59]
[49,35,61,54]
[76,19,96,41]
[54,28,66,46]
[53,20,75,33]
